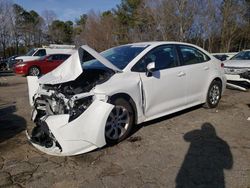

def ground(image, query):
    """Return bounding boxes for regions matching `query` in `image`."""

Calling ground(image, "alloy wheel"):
[29,67,40,76]
[209,84,220,105]
[105,105,130,140]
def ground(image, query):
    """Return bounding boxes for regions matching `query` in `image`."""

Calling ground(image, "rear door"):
[177,45,211,105]
[132,45,187,120]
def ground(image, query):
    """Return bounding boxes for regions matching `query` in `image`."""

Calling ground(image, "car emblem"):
[230,69,234,72]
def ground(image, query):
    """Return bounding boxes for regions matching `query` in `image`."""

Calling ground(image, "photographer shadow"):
[0,104,26,142]
[176,123,233,188]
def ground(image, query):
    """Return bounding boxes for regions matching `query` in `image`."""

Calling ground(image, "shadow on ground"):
[0,103,27,142]
[175,123,233,188]
[130,105,202,137]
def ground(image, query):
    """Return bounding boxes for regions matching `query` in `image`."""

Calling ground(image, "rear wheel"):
[204,80,222,108]
[28,66,40,76]
[105,98,134,144]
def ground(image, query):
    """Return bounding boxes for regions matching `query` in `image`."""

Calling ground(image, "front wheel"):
[204,80,222,108]
[28,66,40,76]
[105,98,134,145]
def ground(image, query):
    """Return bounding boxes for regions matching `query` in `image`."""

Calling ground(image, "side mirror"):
[146,62,155,77]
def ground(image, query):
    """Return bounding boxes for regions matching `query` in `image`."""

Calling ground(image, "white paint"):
[27,76,39,106]
[27,41,227,156]
[27,100,113,156]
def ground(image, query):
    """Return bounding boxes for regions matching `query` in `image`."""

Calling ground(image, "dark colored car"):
[213,54,229,61]
[0,57,8,71]
[6,55,18,70]
[14,54,71,76]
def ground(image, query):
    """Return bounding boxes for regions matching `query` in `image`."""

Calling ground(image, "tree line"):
[0,0,249,58]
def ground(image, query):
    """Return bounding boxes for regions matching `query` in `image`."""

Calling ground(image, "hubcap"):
[30,67,39,76]
[209,85,220,105]
[105,106,130,140]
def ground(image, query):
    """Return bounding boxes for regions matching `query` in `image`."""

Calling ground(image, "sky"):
[12,0,121,21]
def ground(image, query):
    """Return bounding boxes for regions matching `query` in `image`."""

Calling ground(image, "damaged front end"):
[26,45,120,156]
[224,67,250,91]
[27,97,113,156]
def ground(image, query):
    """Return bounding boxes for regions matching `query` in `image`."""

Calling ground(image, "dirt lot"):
[0,73,250,188]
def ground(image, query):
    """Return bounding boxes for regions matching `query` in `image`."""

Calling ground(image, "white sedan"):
[224,50,250,91]
[26,42,226,156]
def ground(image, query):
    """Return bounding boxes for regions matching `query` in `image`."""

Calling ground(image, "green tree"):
[49,20,73,44]
[114,0,143,43]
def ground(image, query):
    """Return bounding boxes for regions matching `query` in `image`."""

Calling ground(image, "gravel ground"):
[0,74,250,188]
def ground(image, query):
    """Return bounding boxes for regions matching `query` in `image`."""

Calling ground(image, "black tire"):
[105,98,134,145]
[204,80,222,108]
[28,66,41,76]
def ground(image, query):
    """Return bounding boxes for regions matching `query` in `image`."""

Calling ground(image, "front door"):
[134,45,187,120]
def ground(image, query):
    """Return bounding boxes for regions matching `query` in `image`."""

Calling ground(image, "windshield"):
[231,51,250,60]
[25,48,37,56]
[82,45,148,70]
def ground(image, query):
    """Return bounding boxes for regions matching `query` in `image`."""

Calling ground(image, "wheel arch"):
[202,76,223,103]
[213,77,222,85]
[109,93,138,125]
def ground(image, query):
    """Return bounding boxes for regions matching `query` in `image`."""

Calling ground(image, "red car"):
[14,54,71,76]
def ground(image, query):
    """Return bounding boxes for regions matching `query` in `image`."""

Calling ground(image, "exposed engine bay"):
[30,68,114,151]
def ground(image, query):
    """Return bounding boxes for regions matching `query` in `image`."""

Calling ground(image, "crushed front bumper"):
[226,74,250,91]
[27,100,114,156]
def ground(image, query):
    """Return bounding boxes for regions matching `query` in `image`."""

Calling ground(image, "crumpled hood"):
[224,60,250,68]
[38,45,121,85]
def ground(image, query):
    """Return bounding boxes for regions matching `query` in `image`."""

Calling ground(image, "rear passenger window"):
[34,49,46,57]
[51,55,60,60]
[60,54,70,60]
[179,45,210,65]
[132,45,178,72]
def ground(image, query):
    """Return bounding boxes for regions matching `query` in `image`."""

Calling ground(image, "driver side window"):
[34,49,46,57]
[132,45,178,72]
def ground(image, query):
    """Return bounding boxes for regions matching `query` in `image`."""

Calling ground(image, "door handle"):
[203,66,209,70]
[177,71,186,77]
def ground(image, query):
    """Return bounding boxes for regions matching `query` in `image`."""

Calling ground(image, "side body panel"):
[139,66,187,119]
[94,72,144,124]
[185,62,211,105]
[27,76,39,106]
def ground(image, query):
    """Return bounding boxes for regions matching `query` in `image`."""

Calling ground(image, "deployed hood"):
[224,60,250,68]
[38,45,121,85]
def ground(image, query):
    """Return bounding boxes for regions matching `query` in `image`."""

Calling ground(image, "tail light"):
[221,63,224,68]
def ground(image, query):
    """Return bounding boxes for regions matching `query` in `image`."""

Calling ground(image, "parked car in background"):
[224,50,250,91]
[15,44,75,63]
[26,42,226,156]
[211,52,237,61]
[0,57,7,71]
[6,55,18,70]
[14,53,71,76]
[213,54,229,61]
